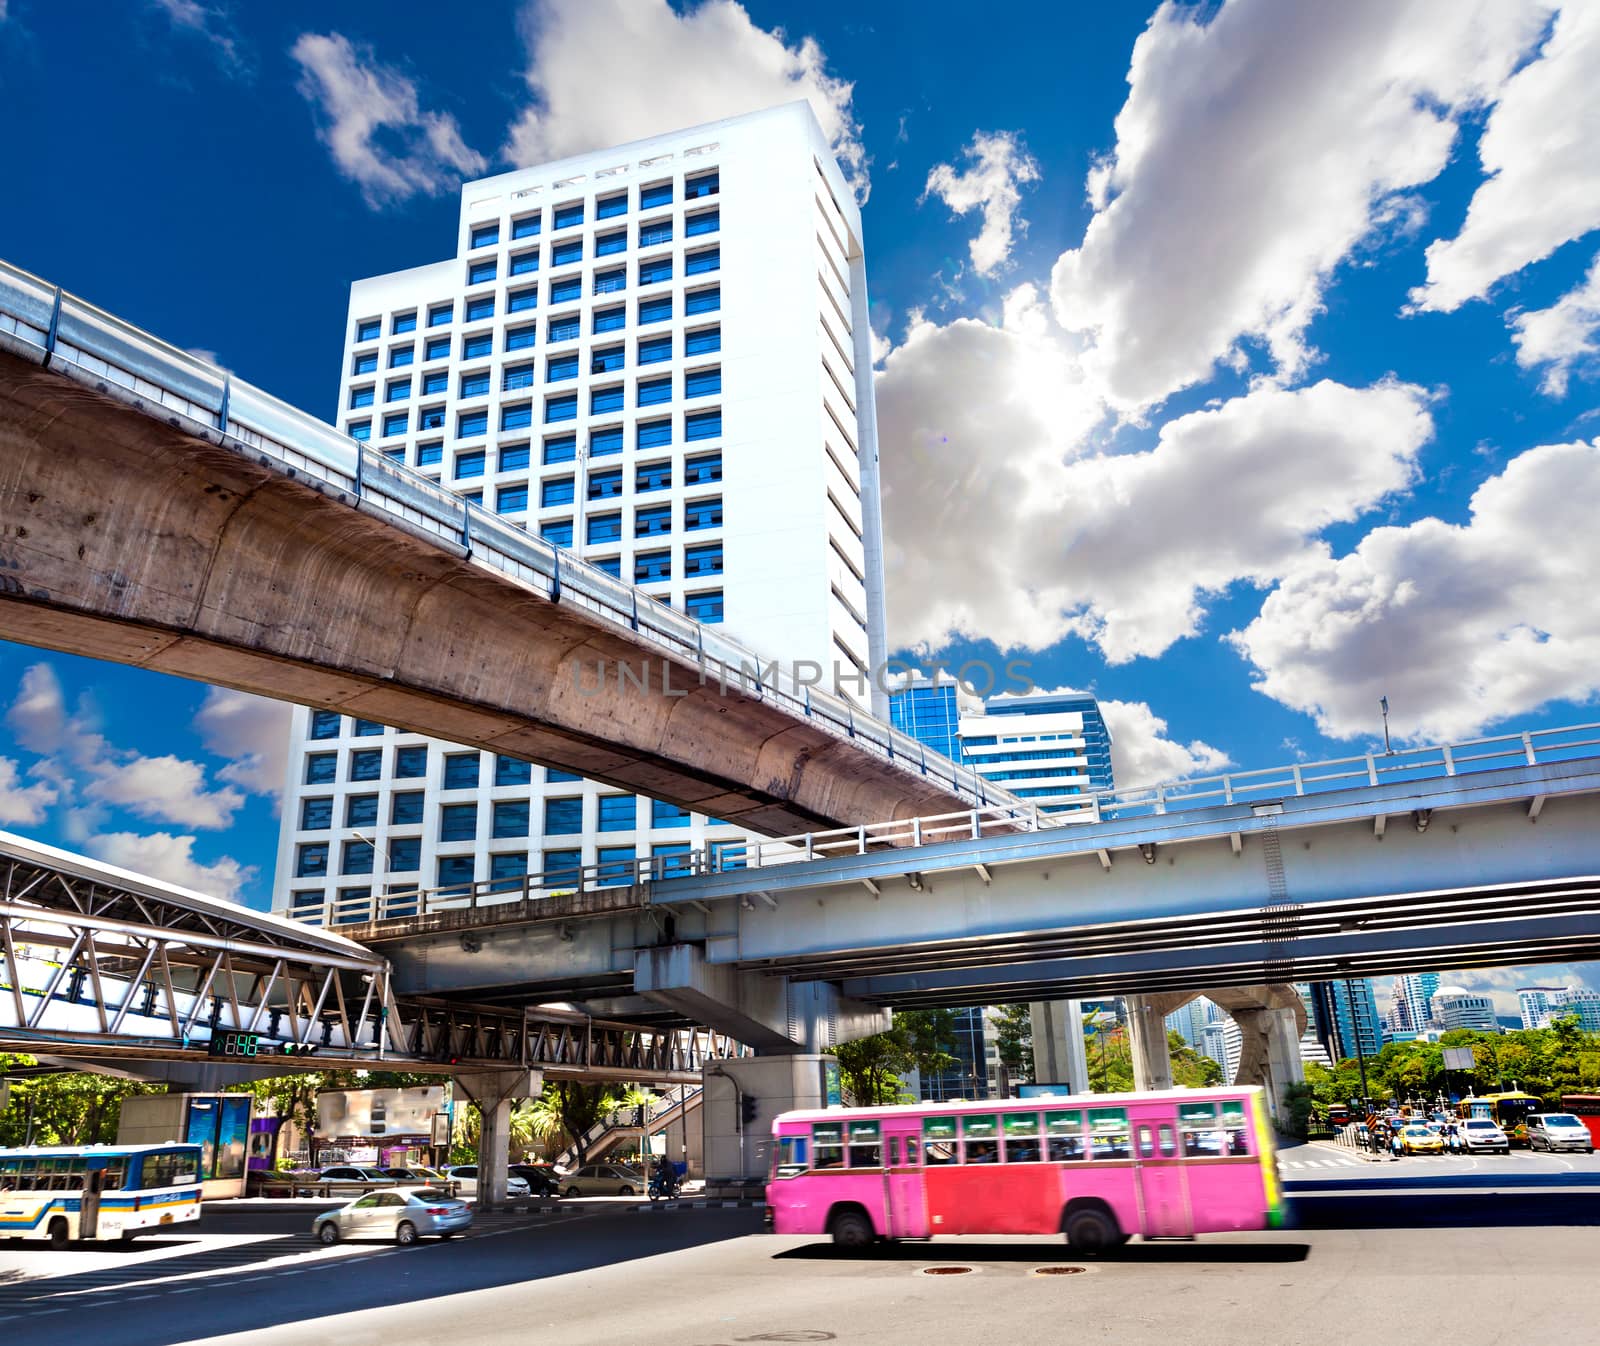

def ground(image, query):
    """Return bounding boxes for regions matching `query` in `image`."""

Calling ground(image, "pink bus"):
[766,1086,1283,1253]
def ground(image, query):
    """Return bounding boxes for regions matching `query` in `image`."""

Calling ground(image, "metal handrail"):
[0,258,1009,818]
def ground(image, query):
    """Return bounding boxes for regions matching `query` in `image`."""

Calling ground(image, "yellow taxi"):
[1397,1123,1445,1155]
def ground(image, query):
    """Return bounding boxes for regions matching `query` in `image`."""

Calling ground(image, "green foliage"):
[1279,1082,1317,1139]
[0,1055,164,1146]
[1082,1028,1221,1093]
[830,1009,960,1105]
[992,1004,1034,1085]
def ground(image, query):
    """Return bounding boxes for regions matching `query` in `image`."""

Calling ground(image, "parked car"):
[318,1165,396,1185]
[508,1164,562,1197]
[1396,1124,1444,1155]
[380,1166,448,1184]
[440,1165,531,1200]
[313,1187,471,1246]
[1526,1113,1596,1154]
[1459,1118,1510,1154]
[562,1163,645,1197]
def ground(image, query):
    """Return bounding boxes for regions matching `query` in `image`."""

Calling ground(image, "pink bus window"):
[1137,1125,1156,1159]
[1044,1109,1085,1162]
[813,1121,845,1169]
[1221,1100,1251,1155]
[1179,1102,1222,1157]
[961,1114,1000,1164]
[924,1115,958,1164]
[1003,1111,1042,1163]
[1089,1107,1132,1160]
[905,1137,920,1165]
[774,1135,808,1177]
[1159,1124,1177,1158]
[847,1120,882,1168]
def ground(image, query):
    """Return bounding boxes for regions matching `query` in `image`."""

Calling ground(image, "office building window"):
[541,519,573,547]
[471,222,500,249]
[591,384,624,414]
[547,769,581,783]
[686,170,719,199]
[422,370,448,395]
[685,497,723,530]
[389,837,422,871]
[456,449,486,479]
[592,344,624,373]
[652,799,692,829]
[686,246,720,276]
[550,276,582,304]
[545,797,583,834]
[596,229,627,256]
[685,325,720,356]
[593,267,626,296]
[353,352,378,375]
[638,334,672,365]
[548,352,579,382]
[394,745,428,778]
[426,336,451,360]
[342,839,375,876]
[443,752,480,790]
[593,304,625,334]
[686,207,720,236]
[489,851,528,892]
[382,412,408,437]
[383,446,406,462]
[554,201,584,230]
[640,181,672,209]
[393,312,417,334]
[350,749,383,782]
[597,192,627,219]
[353,719,385,737]
[587,512,622,544]
[463,332,493,359]
[502,402,533,431]
[496,484,529,514]
[468,259,497,285]
[592,556,621,577]
[495,755,532,787]
[711,839,747,872]
[296,843,329,878]
[636,460,671,492]
[637,376,671,406]
[350,386,375,409]
[429,304,453,328]
[543,434,577,464]
[300,796,333,831]
[465,295,495,321]
[461,370,491,399]
[588,467,623,500]
[348,420,372,441]
[507,322,537,350]
[596,845,636,887]
[685,286,721,315]
[552,238,583,267]
[543,848,582,884]
[419,407,446,431]
[509,285,538,312]
[639,295,672,325]
[549,313,580,343]
[686,542,723,575]
[652,843,693,878]
[634,550,671,583]
[590,425,623,457]
[437,855,476,892]
[356,318,380,343]
[503,363,535,392]
[512,213,541,239]
[639,256,673,287]
[346,793,380,828]
[417,441,443,465]
[636,504,671,537]
[492,800,530,839]
[685,409,722,441]
[685,366,721,398]
[439,802,478,842]
[545,393,578,423]
[389,346,414,369]
[597,794,636,831]
[637,418,671,450]
[639,219,673,248]
[309,710,342,740]
[541,477,575,507]
[685,590,724,623]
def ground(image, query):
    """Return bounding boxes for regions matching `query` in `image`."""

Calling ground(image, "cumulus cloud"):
[84,755,244,830]
[1410,5,1600,313]
[503,0,868,200]
[878,293,1435,662]
[291,32,486,208]
[1048,0,1551,409]
[1231,439,1600,742]
[1100,699,1230,789]
[85,832,253,903]
[148,0,248,75]
[194,688,293,799]
[923,131,1041,276]
[1509,252,1600,396]
[0,756,56,826]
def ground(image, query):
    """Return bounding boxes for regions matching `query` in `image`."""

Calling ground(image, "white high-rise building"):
[957,692,1113,817]
[1518,986,1564,1030]
[274,104,887,916]
[1430,986,1497,1032]
[1200,1018,1242,1083]
[1544,987,1600,1033]
[1395,972,1440,1032]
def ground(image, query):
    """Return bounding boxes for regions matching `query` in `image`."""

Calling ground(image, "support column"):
[1028,1000,1089,1093]
[451,1068,541,1210]
[1125,994,1174,1092]
[1230,1006,1304,1120]
[702,1055,833,1194]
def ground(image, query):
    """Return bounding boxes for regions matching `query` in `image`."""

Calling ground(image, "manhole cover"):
[919,1265,975,1276]
[1032,1265,1088,1276]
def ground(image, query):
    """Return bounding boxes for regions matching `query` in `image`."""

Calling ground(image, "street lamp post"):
[1380,696,1393,755]
[1345,977,1372,1115]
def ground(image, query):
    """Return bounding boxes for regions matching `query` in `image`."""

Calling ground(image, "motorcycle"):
[648,1167,680,1202]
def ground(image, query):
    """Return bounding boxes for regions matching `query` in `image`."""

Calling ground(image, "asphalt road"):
[2,1164,1597,1346]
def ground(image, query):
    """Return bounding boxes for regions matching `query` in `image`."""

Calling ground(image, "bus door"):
[884,1124,928,1238]
[81,1164,105,1239]
[1134,1117,1191,1238]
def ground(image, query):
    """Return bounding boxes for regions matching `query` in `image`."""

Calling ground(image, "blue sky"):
[2,2,1598,1012]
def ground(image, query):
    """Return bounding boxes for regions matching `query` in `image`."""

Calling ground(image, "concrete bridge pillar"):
[1229,1006,1304,1120]
[1125,994,1175,1092]
[1030,1000,1089,1093]
[452,1068,541,1210]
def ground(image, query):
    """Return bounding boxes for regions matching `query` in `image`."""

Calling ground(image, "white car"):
[1526,1113,1595,1154]
[440,1165,531,1200]
[1458,1118,1510,1153]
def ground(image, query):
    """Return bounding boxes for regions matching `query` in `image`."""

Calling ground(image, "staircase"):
[554,1085,702,1169]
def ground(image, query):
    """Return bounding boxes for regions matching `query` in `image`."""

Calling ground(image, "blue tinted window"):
[353,718,384,737]
[546,393,578,423]
[636,504,671,537]
[685,409,722,441]
[502,403,533,431]
[512,213,541,239]
[468,259,497,284]
[353,352,378,375]
[296,843,329,878]
[440,802,478,841]
[463,333,493,359]
[652,842,693,877]
[639,256,673,286]
[592,385,624,414]
[685,367,721,398]
[638,335,672,365]
[509,286,538,312]
[548,314,580,343]
[389,837,422,871]
[554,202,584,229]
[685,590,724,623]
[419,407,446,431]
[394,746,428,778]
[639,295,672,325]
[545,797,583,834]
[350,387,374,409]
[637,377,671,406]
[456,450,486,479]
[429,304,453,328]
[437,855,476,891]
[507,323,536,350]
[592,555,622,577]
[686,247,720,275]
[544,848,582,883]
[500,442,532,471]
[598,794,636,831]
[492,800,530,839]
[686,542,722,575]
[685,326,720,356]
[685,286,720,315]
[309,710,342,739]
[686,497,722,530]
[639,219,672,247]
[590,425,624,457]
[596,229,627,256]
[597,192,627,219]
[346,793,379,827]
[461,370,491,398]
[592,344,624,373]
[389,346,414,368]
[466,295,495,321]
[422,370,448,395]
[393,312,417,334]
[391,790,425,825]
[596,845,636,886]
[495,755,533,786]
[541,478,575,507]
[443,753,480,790]
[497,485,529,514]
[686,170,718,199]
[510,250,539,275]
[417,441,443,465]
[548,353,579,382]
[349,420,371,441]
[686,207,719,236]
[503,363,535,392]
[636,460,671,492]
[594,267,626,295]
[593,305,625,333]
[587,512,622,544]
[637,418,671,450]
[541,519,573,547]
[543,434,576,464]
[489,851,528,892]
[382,412,408,437]
[552,239,583,266]
[635,550,670,582]
[640,182,672,209]
[471,222,500,248]
[426,336,451,360]
[550,276,582,304]
[547,769,581,782]
[350,749,382,782]
[588,468,623,500]
[357,319,380,342]
[300,796,333,830]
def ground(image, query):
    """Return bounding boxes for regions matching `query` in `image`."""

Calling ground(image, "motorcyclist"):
[651,1154,677,1199]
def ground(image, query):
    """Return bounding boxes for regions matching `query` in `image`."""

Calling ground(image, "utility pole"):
[1345,978,1372,1114]
[1380,696,1393,755]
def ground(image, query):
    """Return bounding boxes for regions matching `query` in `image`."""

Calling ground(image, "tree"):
[831,1009,959,1105]
[0,1055,164,1146]
[992,1004,1034,1085]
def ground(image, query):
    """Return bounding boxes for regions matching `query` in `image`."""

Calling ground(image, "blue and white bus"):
[0,1143,203,1246]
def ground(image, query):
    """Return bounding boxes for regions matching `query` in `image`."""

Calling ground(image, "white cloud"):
[194,688,293,799]
[1509,251,1600,396]
[84,755,244,830]
[503,0,868,200]
[85,832,253,903]
[877,293,1435,662]
[1100,699,1230,789]
[1410,5,1600,313]
[0,756,56,826]
[923,131,1041,276]
[291,32,485,209]
[1048,0,1552,409]
[149,0,247,74]
[1231,439,1600,742]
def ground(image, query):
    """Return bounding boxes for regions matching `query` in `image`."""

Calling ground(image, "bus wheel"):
[1064,1206,1120,1257]
[828,1209,874,1250]
[47,1217,70,1251]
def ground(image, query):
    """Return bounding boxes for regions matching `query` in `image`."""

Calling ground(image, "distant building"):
[1164,997,1216,1050]
[1308,979,1384,1062]
[1200,1019,1241,1083]
[1395,972,1440,1031]
[1518,986,1565,1030]
[917,1005,996,1102]
[1431,986,1497,1032]
[959,690,1113,816]
[1546,987,1600,1033]
[887,671,965,764]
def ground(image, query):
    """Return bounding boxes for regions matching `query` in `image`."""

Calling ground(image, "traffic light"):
[741,1095,758,1127]
[279,1042,319,1057]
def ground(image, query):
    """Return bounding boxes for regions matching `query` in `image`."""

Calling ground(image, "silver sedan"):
[312,1187,472,1246]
